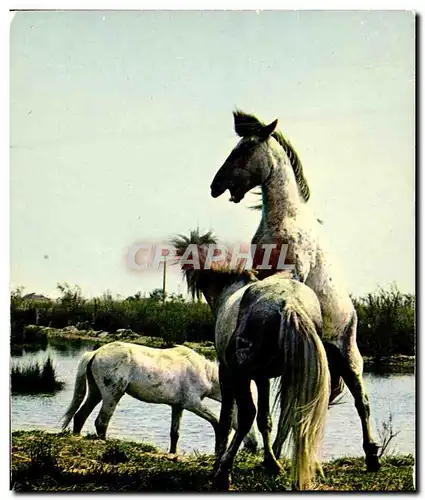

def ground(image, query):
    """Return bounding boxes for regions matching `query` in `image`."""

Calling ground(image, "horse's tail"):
[61,350,97,431]
[276,306,330,490]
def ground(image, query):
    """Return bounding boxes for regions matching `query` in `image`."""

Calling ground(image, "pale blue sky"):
[10,10,415,299]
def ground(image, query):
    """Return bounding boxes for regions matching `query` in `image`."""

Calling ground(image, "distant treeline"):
[11,283,415,359]
[11,284,213,346]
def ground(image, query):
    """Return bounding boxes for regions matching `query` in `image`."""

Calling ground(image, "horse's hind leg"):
[255,377,282,475]
[273,411,289,459]
[94,378,126,439]
[169,405,183,454]
[215,366,236,460]
[323,341,346,404]
[340,315,380,471]
[73,386,101,434]
[95,394,124,439]
[213,377,256,491]
[73,361,102,434]
[340,349,380,471]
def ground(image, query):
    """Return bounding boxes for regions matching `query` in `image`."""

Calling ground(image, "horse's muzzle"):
[210,185,224,198]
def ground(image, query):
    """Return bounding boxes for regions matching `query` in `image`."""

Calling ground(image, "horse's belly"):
[305,268,353,340]
[126,375,180,405]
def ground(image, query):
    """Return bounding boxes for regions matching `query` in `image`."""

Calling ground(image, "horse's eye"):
[240,139,255,150]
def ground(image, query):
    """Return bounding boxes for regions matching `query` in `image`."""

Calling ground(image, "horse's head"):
[210,111,278,203]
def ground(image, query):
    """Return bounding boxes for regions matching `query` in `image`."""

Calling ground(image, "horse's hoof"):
[262,458,283,476]
[365,444,381,472]
[366,457,381,472]
[212,471,230,491]
[290,481,301,491]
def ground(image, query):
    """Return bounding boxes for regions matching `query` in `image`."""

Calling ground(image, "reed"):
[11,357,64,394]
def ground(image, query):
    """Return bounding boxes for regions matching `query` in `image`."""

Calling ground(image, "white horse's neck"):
[261,151,304,231]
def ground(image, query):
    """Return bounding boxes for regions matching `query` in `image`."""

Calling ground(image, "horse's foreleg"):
[255,378,282,475]
[169,405,183,454]
[213,378,256,491]
[185,401,220,452]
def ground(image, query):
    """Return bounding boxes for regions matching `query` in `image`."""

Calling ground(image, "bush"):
[354,285,415,360]
[11,356,65,394]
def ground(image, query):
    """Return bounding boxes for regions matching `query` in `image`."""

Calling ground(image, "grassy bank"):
[19,325,218,360]
[362,354,415,374]
[10,430,414,492]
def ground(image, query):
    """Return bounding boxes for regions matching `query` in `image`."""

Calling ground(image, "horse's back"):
[255,214,355,340]
[92,342,215,405]
[94,341,201,364]
[245,275,322,324]
[89,341,134,392]
[226,276,323,374]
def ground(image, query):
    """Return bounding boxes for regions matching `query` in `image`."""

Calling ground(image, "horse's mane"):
[189,266,257,302]
[233,110,311,202]
[171,229,257,300]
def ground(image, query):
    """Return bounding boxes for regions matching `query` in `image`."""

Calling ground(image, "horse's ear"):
[234,110,262,137]
[259,119,278,138]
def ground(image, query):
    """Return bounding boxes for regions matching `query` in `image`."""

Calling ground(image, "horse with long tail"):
[210,110,380,472]
[62,341,258,454]
[172,231,330,490]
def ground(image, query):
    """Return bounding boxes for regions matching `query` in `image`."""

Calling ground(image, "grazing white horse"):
[62,341,258,454]
[173,233,330,491]
[210,110,380,472]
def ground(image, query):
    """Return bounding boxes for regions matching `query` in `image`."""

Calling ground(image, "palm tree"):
[170,228,217,301]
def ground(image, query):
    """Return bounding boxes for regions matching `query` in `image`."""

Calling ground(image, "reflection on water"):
[11,344,47,357]
[11,342,415,460]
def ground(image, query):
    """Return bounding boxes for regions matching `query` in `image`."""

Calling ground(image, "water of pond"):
[11,341,415,460]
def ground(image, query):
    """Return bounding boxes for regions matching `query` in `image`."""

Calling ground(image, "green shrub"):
[11,356,65,394]
[354,285,415,360]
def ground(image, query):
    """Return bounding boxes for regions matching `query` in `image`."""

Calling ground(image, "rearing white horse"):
[210,110,380,472]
